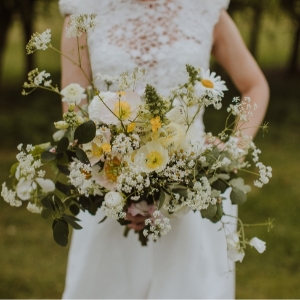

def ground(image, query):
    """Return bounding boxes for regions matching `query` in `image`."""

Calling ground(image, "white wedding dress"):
[59,0,237,298]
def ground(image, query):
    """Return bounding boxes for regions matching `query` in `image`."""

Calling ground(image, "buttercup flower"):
[61,83,86,105]
[249,237,266,253]
[194,68,227,97]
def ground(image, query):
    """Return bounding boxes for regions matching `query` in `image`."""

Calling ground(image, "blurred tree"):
[280,0,300,74]
[0,0,53,86]
[228,0,278,59]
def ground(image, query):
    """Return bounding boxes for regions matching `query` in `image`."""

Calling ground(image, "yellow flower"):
[101,143,111,153]
[150,116,162,133]
[127,122,136,133]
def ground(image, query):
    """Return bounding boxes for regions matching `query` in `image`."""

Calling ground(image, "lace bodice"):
[59,0,229,95]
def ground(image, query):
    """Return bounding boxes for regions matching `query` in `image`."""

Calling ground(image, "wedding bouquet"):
[1,15,273,262]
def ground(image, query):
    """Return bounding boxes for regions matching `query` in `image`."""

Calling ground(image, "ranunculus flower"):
[88,91,142,125]
[61,83,86,105]
[249,237,266,253]
[135,140,169,173]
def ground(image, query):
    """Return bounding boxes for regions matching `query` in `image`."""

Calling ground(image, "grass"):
[1,5,300,300]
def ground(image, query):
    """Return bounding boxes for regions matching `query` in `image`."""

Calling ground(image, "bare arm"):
[61,16,92,112]
[212,11,270,138]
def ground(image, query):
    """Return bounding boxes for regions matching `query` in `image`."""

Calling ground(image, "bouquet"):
[1,14,273,262]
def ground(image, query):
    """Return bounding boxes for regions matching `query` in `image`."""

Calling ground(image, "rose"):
[249,237,266,253]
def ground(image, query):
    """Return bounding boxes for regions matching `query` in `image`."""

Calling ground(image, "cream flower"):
[166,105,185,124]
[16,178,37,201]
[61,83,86,105]
[194,68,227,97]
[88,91,142,125]
[135,140,169,173]
[161,122,186,150]
[249,237,266,253]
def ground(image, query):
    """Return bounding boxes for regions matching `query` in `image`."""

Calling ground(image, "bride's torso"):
[59,0,229,95]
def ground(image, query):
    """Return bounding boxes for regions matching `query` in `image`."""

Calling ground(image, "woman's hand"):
[126,212,147,231]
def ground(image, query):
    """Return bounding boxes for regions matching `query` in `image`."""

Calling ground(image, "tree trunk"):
[288,18,300,75]
[17,0,37,77]
[249,6,263,59]
[0,0,16,90]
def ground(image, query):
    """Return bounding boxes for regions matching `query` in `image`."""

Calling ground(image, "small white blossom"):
[26,29,51,54]
[27,202,42,214]
[249,237,266,253]
[66,14,98,38]
[1,183,22,207]
[61,83,86,105]
[226,232,245,262]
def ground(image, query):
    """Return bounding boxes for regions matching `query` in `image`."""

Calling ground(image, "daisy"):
[194,68,228,97]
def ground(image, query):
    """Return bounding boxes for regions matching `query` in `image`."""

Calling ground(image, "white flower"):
[53,129,67,141]
[66,14,98,38]
[104,191,124,208]
[249,237,266,253]
[26,29,51,54]
[160,122,186,150]
[27,202,42,214]
[166,105,185,124]
[1,182,22,207]
[88,91,142,125]
[35,178,55,193]
[135,140,169,173]
[226,232,245,262]
[194,68,227,97]
[61,83,86,105]
[16,178,37,200]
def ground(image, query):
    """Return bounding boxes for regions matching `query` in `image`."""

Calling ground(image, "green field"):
[0,5,300,299]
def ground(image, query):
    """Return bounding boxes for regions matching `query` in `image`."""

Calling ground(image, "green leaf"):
[55,181,71,195]
[201,204,217,219]
[211,179,228,193]
[118,219,132,226]
[53,219,69,247]
[9,162,19,177]
[158,190,166,209]
[62,214,82,230]
[41,151,56,162]
[69,204,80,215]
[74,120,96,144]
[57,137,69,153]
[211,203,224,223]
[53,195,65,213]
[57,164,70,175]
[138,230,148,246]
[41,208,52,219]
[41,195,55,211]
[98,216,107,224]
[230,187,247,205]
[76,148,90,165]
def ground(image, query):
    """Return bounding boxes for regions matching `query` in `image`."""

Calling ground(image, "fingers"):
[126,213,147,231]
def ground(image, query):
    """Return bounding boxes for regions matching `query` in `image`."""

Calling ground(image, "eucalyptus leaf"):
[74,120,96,144]
[69,204,80,215]
[230,187,247,205]
[229,178,251,193]
[57,137,69,153]
[52,195,65,213]
[76,148,90,165]
[211,179,228,193]
[98,216,107,224]
[41,151,56,162]
[53,219,69,247]
[201,204,217,219]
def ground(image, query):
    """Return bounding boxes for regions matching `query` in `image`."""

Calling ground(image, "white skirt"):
[62,189,237,299]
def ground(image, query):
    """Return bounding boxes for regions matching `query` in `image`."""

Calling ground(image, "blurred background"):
[0,0,300,298]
